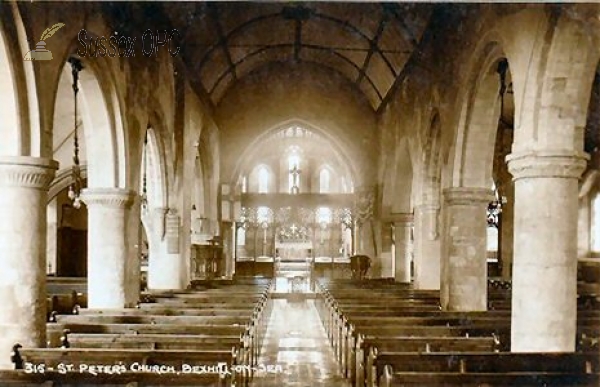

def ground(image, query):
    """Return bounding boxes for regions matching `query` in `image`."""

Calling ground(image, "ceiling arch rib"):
[177,3,432,110]
[209,43,383,104]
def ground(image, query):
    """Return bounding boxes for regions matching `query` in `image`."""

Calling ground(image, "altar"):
[274,241,312,293]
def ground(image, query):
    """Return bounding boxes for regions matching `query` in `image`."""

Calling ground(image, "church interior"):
[1,1,600,386]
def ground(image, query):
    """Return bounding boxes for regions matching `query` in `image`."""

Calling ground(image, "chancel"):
[0,1,600,386]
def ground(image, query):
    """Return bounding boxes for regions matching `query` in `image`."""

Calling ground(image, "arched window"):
[258,167,269,193]
[592,193,600,251]
[320,168,330,193]
[288,153,300,193]
[241,176,247,193]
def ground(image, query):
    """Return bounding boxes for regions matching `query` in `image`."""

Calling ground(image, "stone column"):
[413,203,441,289]
[442,188,493,311]
[380,222,393,278]
[146,207,183,289]
[394,214,413,283]
[81,188,134,309]
[500,183,515,279]
[507,151,587,352]
[0,156,57,369]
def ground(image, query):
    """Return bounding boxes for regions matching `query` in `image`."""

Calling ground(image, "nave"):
[253,298,349,387]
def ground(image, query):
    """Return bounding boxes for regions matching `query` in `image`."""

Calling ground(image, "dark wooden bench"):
[372,352,600,387]
[56,314,251,325]
[350,335,497,385]
[316,279,600,387]
[381,371,599,386]
[35,280,274,386]
[78,307,257,317]
[68,333,243,350]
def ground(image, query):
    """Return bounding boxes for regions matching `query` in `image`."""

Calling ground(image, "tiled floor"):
[251,298,351,387]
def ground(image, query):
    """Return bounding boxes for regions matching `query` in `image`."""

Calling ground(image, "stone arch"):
[140,125,174,291]
[194,136,217,224]
[523,14,600,153]
[391,138,413,214]
[49,33,128,190]
[0,5,29,156]
[144,127,167,210]
[421,112,443,204]
[452,42,508,188]
[78,59,126,188]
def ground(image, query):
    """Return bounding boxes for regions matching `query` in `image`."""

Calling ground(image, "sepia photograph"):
[0,0,599,386]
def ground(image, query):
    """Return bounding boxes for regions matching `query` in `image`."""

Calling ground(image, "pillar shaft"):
[0,157,57,369]
[507,151,587,352]
[442,188,493,311]
[393,215,413,283]
[147,208,183,289]
[413,204,441,289]
[500,184,515,279]
[81,188,134,308]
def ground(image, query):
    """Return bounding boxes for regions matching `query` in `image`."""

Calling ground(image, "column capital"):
[506,150,588,180]
[443,187,494,205]
[0,156,58,189]
[81,187,135,209]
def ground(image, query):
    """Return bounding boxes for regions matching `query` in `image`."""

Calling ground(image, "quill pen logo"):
[24,23,65,61]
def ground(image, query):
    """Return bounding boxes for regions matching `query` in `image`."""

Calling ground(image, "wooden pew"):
[28,279,274,386]
[68,333,243,350]
[316,279,600,387]
[78,307,256,317]
[348,335,496,385]
[382,371,599,386]
[56,314,251,326]
[45,277,88,320]
[373,352,600,387]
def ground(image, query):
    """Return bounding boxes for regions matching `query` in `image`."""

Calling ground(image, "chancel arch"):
[230,121,356,285]
[229,119,359,190]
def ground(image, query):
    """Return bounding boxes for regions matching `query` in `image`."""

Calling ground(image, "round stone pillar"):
[393,214,413,283]
[81,188,134,308]
[413,203,441,290]
[147,207,183,290]
[507,151,587,352]
[0,157,57,369]
[442,187,493,311]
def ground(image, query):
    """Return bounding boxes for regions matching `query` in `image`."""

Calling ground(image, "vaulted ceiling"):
[162,2,433,110]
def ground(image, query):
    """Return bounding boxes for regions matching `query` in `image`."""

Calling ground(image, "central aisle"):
[251,298,351,387]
